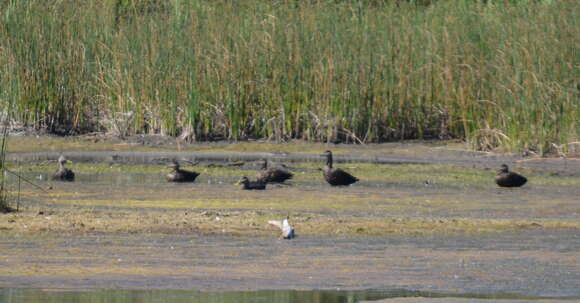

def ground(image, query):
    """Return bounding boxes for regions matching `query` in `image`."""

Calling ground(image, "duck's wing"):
[282,219,294,239]
[169,169,199,182]
[249,181,267,189]
[268,220,283,230]
[185,170,200,179]
[258,167,293,183]
[256,170,270,182]
[326,168,358,185]
[65,169,75,181]
[496,172,527,187]
[52,168,75,181]
[509,173,527,186]
[272,169,293,182]
[51,171,63,180]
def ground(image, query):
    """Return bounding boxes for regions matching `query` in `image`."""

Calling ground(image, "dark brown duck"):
[237,176,267,190]
[256,159,293,183]
[321,150,358,186]
[495,164,527,187]
[166,160,200,183]
[52,155,75,181]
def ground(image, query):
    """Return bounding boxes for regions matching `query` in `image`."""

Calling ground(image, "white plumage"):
[268,218,295,239]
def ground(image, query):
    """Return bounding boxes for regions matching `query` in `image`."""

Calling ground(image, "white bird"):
[268,217,295,239]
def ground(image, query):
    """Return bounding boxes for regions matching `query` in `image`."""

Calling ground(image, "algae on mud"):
[2,158,579,237]
[1,228,579,295]
[8,160,580,187]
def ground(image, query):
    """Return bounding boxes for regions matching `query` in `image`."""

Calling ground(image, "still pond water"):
[1,288,570,303]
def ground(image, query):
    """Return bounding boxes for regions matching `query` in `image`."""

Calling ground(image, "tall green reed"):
[0,119,11,212]
[0,0,577,153]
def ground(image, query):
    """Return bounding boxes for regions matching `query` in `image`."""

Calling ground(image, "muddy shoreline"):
[7,149,580,177]
[1,136,579,299]
[1,229,579,296]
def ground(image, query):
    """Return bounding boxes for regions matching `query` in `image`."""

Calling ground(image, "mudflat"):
[1,137,578,300]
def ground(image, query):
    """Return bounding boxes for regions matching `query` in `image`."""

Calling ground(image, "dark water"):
[1,288,574,303]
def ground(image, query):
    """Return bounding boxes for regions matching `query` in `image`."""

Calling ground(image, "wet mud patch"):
[0,229,579,297]
[7,136,580,176]
[2,159,579,236]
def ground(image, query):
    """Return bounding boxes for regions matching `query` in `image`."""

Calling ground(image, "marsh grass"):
[0,0,577,153]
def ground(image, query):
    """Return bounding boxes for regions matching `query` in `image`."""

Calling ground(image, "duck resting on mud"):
[166,160,200,182]
[236,176,267,190]
[321,150,359,186]
[495,164,527,187]
[256,159,293,183]
[52,155,75,181]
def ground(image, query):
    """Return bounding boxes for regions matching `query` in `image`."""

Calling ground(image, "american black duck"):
[236,176,266,190]
[166,160,200,183]
[268,217,295,239]
[52,155,75,181]
[256,159,293,183]
[321,150,359,186]
[495,164,527,187]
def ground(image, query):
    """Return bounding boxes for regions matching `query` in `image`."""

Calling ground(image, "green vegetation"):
[0,0,577,153]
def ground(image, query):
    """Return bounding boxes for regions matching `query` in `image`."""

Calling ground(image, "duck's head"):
[58,155,70,165]
[235,176,250,186]
[167,160,180,170]
[499,164,509,173]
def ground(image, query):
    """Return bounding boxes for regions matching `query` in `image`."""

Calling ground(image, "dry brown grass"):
[2,206,578,237]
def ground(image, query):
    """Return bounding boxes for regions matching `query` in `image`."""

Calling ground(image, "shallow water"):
[1,287,575,303]
[1,231,579,297]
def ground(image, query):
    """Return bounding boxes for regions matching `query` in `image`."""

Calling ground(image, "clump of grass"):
[3,206,579,237]
[0,0,577,153]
